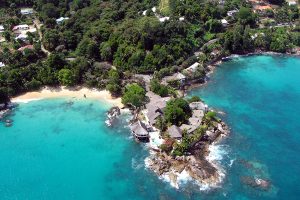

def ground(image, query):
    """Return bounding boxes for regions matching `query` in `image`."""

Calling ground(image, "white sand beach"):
[11,86,123,107]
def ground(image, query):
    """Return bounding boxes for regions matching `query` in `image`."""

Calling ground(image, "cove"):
[190,55,300,199]
[0,98,208,199]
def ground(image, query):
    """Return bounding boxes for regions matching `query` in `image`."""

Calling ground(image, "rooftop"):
[168,125,183,139]
[18,45,34,51]
[130,121,149,137]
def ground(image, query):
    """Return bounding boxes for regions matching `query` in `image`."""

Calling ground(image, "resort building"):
[0,62,5,68]
[130,120,149,141]
[167,125,183,139]
[13,24,29,31]
[56,17,69,24]
[20,8,34,15]
[184,62,200,75]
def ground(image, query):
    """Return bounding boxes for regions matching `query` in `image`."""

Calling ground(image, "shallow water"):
[1,55,300,199]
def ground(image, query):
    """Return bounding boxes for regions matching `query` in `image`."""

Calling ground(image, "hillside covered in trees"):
[0,0,299,103]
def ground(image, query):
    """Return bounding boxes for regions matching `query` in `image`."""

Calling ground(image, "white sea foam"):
[144,143,230,191]
[12,98,42,103]
[131,158,143,170]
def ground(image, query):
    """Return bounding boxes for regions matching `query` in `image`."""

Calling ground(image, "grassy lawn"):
[159,0,170,15]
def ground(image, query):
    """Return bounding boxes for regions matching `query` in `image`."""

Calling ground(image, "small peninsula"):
[0,0,299,194]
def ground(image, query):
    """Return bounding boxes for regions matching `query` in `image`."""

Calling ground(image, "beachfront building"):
[168,125,183,139]
[20,8,34,15]
[145,91,170,126]
[130,120,149,141]
[13,24,29,31]
[184,62,200,75]
[56,17,69,24]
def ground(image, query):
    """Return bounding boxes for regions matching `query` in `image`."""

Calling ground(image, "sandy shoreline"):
[11,86,123,107]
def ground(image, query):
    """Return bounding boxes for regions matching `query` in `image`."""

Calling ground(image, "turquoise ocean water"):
[0,55,300,199]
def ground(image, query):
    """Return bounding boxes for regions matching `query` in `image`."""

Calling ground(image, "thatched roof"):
[168,125,183,139]
[130,121,148,136]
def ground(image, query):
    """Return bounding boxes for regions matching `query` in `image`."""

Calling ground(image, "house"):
[179,17,185,21]
[13,24,29,31]
[130,120,149,140]
[180,124,197,134]
[159,17,170,22]
[227,9,238,17]
[184,62,200,74]
[0,25,4,33]
[15,33,28,41]
[18,45,34,52]
[162,72,186,86]
[167,125,183,139]
[20,8,34,15]
[253,5,272,13]
[288,1,297,5]
[146,102,166,125]
[0,62,5,68]
[56,17,69,24]
[221,19,229,27]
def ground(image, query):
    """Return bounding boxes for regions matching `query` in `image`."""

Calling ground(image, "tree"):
[106,69,121,96]
[0,88,9,104]
[58,69,75,86]
[121,83,146,108]
[238,7,256,26]
[164,98,192,125]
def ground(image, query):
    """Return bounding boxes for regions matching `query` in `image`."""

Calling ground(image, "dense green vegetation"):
[0,0,299,104]
[164,98,192,125]
[121,83,146,108]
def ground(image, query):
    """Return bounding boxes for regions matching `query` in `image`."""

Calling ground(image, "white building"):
[15,33,28,41]
[227,9,238,17]
[0,62,5,68]
[21,8,34,15]
[179,17,185,21]
[159,17,170,22]
[0,25,4,33]
[13,24,29,31]
[221,19,229,27]
[288,1,297,5]
[56,17,69,24]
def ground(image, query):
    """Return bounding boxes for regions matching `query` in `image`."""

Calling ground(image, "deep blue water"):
[190,55,300,199]
[0,55,299,199]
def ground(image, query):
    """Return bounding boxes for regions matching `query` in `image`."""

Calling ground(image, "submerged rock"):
[241,176,271,191]
[106,106,121,127]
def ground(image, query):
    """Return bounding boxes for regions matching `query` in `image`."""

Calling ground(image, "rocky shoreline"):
[0,102,17,127]
[145,119,229,189]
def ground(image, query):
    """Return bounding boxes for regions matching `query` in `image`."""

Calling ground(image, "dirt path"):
[33,19,51,56]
